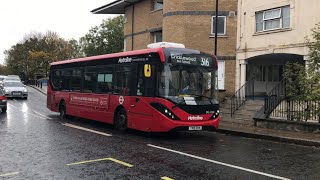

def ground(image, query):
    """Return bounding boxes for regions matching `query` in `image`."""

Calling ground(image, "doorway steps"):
[219,99,264,126]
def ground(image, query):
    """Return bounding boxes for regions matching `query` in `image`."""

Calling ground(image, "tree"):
[0,65,9,75]
[80,15,124,56]
[283,23,320,121]
[4,31,82,80]
[306,23,320,99]
[284,23,320,100]
[283,62,309,99]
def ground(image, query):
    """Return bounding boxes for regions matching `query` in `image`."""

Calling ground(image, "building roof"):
[91,0,142,14]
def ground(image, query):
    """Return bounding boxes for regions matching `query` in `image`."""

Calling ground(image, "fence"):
[264,79,285,116]
[269,98,320,123]
[230,77,255,117]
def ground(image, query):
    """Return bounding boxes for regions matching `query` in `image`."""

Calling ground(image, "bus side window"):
[71,69,81,92]
[137,78,144,95]
[136,64,155,96]
[51,70,61,90]
[144,65,155,96]
[61,70,71,91]
[83,67,96,93]
[97,73,112,94]
[114,65,133,95]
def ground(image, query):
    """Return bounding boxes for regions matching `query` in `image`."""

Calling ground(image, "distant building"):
[92,0,238,98]
[236,0,320,96]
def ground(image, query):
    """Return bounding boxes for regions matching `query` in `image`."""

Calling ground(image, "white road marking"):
[9,101,52,119]
[62,123,112,137]
[0,172,19,177]
[32,110,52,119]
[147,144,291,180]
[8,104,47,119]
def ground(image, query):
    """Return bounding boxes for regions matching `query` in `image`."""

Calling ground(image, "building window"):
[154,0,163,11]
[124,11,128,23]
[256,6,290,32]
[217,60,225,89]
[153,31,162,43]
[211,16,226,35]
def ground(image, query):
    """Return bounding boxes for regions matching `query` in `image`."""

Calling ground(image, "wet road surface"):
[0,87,320,179]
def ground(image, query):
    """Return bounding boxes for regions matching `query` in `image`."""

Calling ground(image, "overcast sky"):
[0,0,115,65]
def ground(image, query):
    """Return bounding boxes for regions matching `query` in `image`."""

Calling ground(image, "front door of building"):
[247,65,283,96]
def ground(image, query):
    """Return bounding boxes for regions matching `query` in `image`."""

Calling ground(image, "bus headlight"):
[150,102,180,120]
[210,110,219,120]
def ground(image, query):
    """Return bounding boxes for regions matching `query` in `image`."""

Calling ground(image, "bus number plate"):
[188,126,202,131]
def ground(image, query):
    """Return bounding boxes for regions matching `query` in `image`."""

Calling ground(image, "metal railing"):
[270,98,320,123]
[264,79,286,117]
[230,77,255,117]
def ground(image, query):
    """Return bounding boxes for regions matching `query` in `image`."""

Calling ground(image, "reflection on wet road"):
[0,87,319,179]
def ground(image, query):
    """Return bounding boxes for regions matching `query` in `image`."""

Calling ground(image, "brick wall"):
[124,0,237,97]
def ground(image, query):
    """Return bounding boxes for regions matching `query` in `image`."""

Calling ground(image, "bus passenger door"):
[128,64,155,132]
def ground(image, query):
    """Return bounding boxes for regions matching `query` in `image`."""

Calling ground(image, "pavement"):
[30,85,320,147]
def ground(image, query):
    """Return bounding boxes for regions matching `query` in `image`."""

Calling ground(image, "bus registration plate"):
[188,126,202,131]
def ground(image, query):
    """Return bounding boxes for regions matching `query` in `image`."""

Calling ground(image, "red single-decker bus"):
[47,42,220,132]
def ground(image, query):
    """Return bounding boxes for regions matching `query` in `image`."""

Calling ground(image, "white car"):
[4,75,21,82]
[2,81,28,99]
[0,75,7,85]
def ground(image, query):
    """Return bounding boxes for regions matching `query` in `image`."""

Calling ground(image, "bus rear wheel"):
[115,108,127,131]
[59,101,67,118]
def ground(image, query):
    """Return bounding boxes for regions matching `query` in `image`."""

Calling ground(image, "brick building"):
[92,0,238,98]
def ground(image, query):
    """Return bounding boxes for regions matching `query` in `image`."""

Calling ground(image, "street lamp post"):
[214,0,219,56]
[213,0,219,98]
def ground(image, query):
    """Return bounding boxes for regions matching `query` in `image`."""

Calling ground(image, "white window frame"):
[263,8,281,21]
[256,6,290,32]
[263,8,282,31]
[211,16,226,36]
[153,0,163,11]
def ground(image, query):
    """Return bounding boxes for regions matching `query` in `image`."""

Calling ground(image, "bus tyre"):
[115,108,127,131]
[59,101,67,119]
[1,107,6,113]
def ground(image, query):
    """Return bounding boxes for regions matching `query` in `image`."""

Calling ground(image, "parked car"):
[2,81,28,99]
[4,75,21,82]
[0,75,7,86]
[0,88,7,112]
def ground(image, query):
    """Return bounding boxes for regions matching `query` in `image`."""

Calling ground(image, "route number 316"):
[201,58,210,66]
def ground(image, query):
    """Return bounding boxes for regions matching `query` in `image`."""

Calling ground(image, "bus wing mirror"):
[144,64,151,77]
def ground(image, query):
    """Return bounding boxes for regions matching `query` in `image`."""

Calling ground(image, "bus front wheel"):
[59,101,67,118]
[115,108,127,131]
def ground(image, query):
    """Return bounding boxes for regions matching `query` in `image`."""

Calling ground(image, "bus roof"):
[51,48,165,66]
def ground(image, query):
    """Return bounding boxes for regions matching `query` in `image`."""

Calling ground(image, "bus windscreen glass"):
[160,49,218,105]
